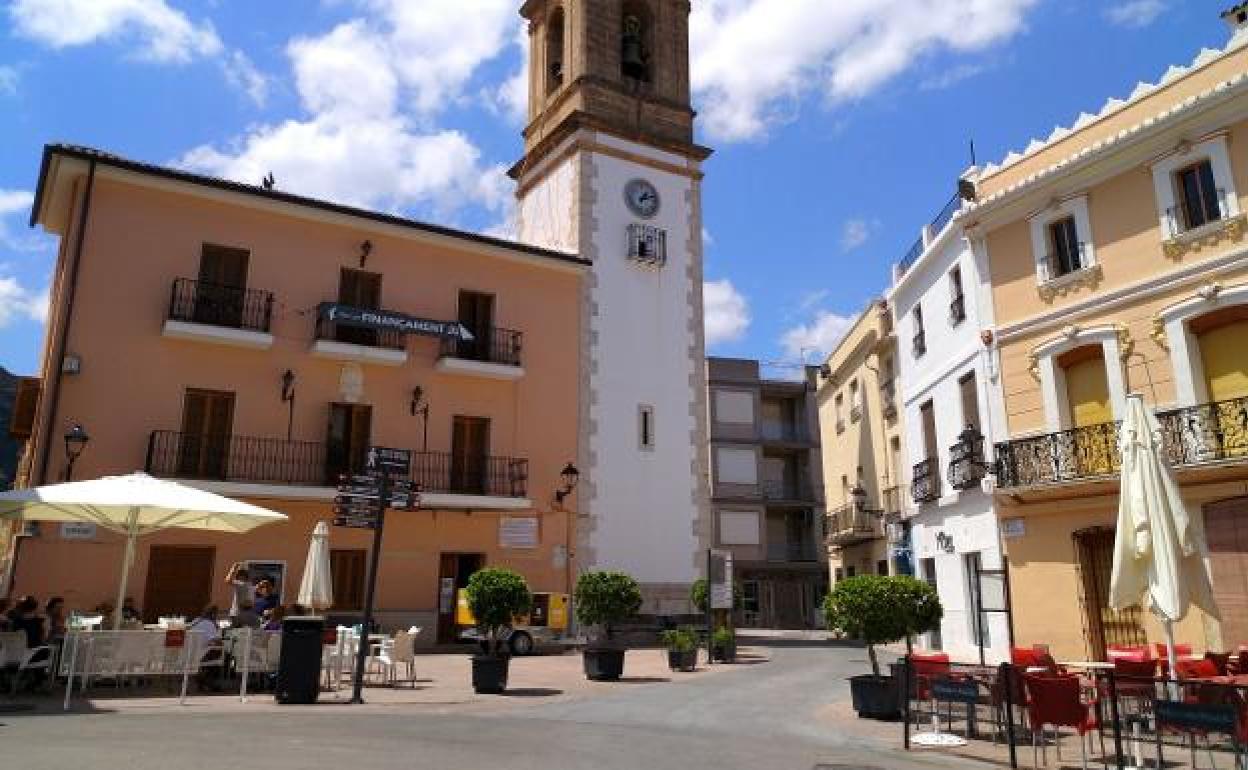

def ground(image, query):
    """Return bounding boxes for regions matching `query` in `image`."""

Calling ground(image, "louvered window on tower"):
[627,224,667,266]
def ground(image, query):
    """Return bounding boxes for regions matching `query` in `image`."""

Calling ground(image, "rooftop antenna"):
[969,139,977,168]
[262,171,275,190]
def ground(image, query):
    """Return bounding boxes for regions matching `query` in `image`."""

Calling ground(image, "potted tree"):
[575,570,643,681]
[823,575,941,719]
[465,567,532,694]
[659,626,699,672]
[710,626,737,663]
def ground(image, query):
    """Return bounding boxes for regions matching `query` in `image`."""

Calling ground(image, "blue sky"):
[0,0,1230,377]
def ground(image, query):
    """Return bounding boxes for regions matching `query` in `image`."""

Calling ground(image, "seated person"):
[45,597,68,644]
[8,596,46,648]
[188,605,222,642]
[253,580,279,615]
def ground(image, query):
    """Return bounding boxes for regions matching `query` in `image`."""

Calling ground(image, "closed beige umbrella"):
[297,520,334,612]
[1109,394,1218,682]
[0,473,287,628]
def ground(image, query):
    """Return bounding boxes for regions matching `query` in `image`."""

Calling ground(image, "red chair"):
[1173,658,1218,681]
[1107,644,1153,662]
[1155,642,1193,660]
[909,652,951,729]
[1205,652,1231,677]
[1012,647,1041,667]
[1108,658,1158,717]
[1024,674,1099,769]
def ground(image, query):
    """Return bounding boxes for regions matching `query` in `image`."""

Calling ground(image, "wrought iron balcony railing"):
[911,457,941,503]
[897,235,924,277]
[145,430,529,497]
[994,420,1120,488]
[1156,395,1248,466]
[439,326,523,367]
[948,435,987,491]
[168,278,273,333]
[825,502,884,546]
[314,316,406,351]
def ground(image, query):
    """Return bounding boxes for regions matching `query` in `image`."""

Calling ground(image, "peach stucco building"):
[967,7,1248,660]
[6,144,587,643]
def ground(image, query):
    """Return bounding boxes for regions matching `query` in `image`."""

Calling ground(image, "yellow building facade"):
[971,12,1248,660]
[816,300,910,582]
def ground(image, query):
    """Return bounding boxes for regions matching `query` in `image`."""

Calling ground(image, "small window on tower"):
[621,4,651,82]
[639,404,655,451]
[627,224,667,266]
[547,8,565,94]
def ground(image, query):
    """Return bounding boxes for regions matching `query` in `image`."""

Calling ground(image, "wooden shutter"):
[9,377,40,439]
[330,549,367,610]
[198,244,249,287]
[920,401,938,460]
[348,405,372,474]
[959,372,979,429]
[339,269,381,308]
[179,389,234,478]
[451,416,489,493]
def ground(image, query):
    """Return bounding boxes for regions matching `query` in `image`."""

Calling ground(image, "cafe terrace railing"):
[995,395,1248,488]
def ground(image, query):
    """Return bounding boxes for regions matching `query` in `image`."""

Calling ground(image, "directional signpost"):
[337,446,419,704]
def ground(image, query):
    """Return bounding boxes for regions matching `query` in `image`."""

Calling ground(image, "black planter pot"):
[667,648,698,672]
[712,640,737,663]
[471,655,510,694]
[848,674,902,720]
[583,648,626,681]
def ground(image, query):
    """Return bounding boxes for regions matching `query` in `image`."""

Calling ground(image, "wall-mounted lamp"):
[554,462,580,504]
[281,370,296,440]
[359,240,373,268]
[410,385,429,451]
[63,423,90,481]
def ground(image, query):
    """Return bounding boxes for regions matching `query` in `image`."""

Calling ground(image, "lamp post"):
[63,424,90,481]
[554,463,579,505]
[553,462,580,600]
[281,370,295,440]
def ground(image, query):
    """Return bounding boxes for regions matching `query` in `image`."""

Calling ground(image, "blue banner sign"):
[319,303,474,341]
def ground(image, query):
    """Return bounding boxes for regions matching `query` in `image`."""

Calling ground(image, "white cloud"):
[0,189,37,250]
[920,62,989,91]
[0,65,17,95]
[781,310,855,360]
[220,50,269,107]
[0,274,47,328]
[704,279,750,347]
[840,218,874,251]
[1104,1,1167,28]
[690,0,1037,141]
[8,0,222,63]
[484,23,529,124]
[180,4,520,219]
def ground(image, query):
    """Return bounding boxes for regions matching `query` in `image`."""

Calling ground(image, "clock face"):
[624,178,660,219]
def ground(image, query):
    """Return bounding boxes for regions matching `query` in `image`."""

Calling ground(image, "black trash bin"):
[276,616,324,704]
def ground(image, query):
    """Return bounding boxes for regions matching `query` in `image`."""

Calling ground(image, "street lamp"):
[554,463,580,504]
[281,369,296,440]
[63,424,90,481]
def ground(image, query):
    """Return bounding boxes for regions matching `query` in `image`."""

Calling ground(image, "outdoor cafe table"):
[1059,661,1116,670]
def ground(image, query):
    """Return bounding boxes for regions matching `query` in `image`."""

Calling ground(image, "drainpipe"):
[36,160,96,484]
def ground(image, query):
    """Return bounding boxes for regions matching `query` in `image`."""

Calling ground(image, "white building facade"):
[889,198,1011,663]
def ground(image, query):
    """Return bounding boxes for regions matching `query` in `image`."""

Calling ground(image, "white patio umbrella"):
[296,520,333,612]
[1109,394,1219,685]
[0,472,287,629]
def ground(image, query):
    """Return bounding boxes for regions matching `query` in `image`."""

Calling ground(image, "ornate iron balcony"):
[145,430,529,497]
[439,326,523,367]
[1156,395,1248,467]
[948,433,987,491]
[315,316,406,351]
[911,457,941,503]
[168,278,273,333]
[826,502,884,546]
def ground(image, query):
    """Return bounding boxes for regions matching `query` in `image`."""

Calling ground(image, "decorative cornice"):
[1115,323,1135,362]
[1037,263,1104,302]
[1162,213,1247,259]
[1150,316,1169,350]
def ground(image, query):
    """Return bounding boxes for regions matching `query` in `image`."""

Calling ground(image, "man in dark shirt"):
[7,595,46,648]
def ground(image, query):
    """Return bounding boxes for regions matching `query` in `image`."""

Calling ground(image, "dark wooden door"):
[457,291,494,361]
[436,553,485,643]
[326,403,372,483]
[1205,497,1248,646]
[336,269,382,346]
[450,416,489,494]
[195,244,249,326]
[178,389,234,479]
[329,549,367,611]
[1074,527,1146,660]
[143,545,215,622]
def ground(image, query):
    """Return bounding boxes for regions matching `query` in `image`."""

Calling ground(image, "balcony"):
[995,395,1248,489]
[880,484,904,515]
[760,422,814,444]
[759,478,819,504]
[145,430,530,505]
[161,278,275,349]
[911,457,941,504]
[1163,188,1246,258]
[947,433,987,491]
[437,327,524,381]
[826,502,884,547]
[311,316,408,366]
[766,540,820,563]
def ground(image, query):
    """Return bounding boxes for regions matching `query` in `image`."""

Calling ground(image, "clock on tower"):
[511,0,713,616]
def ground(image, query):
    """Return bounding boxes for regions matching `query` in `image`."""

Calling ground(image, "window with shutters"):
[1173,159,1224,232]
[9,377,40,439]
[330,549,367,610]
[451,416,490,494]
[326,403,372,483]
[194,244,250,327]
[456,290,494,362]
[959,371,979,430]
[336,269,382,346]
[177,389,235,479]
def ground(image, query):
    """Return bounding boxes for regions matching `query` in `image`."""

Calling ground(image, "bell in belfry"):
[621,15,647,80]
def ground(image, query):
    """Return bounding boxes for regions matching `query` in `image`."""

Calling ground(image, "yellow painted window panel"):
[1066,358,1112,427]
[1199,321,1248,403]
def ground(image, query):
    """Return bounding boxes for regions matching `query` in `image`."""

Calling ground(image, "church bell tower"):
[512,0,712,614]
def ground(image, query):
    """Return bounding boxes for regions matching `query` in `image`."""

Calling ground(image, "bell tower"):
[512,1,711,615]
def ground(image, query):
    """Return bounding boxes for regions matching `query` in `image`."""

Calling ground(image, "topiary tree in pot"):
[465,567,531,694]
[823,575,916,719]
[892,575,943,655]
[574,570,642,681]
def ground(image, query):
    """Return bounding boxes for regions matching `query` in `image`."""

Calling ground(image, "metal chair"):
[1024,674,1098,769]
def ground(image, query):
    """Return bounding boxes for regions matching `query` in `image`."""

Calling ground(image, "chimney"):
[1223,3,1248,38]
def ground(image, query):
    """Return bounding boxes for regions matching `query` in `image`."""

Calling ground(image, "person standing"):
[224,562,254,623]
[45,597,68,644]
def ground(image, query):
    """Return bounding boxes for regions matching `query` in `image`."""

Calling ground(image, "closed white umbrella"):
[1109,394,1218,684]
[0,472,287,628]
[297,520,334,612]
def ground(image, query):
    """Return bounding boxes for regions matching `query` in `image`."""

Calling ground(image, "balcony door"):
[457,291,494,361]
[177,389,234,479]
[1192,309,1248,461]
[1060,346,1114,478]
[326,403,372,483]
[195,244,249,327]
[450,416,490,494]
[337,269,382,346]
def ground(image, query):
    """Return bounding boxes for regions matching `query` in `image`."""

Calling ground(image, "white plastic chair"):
[372,631,416,687]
